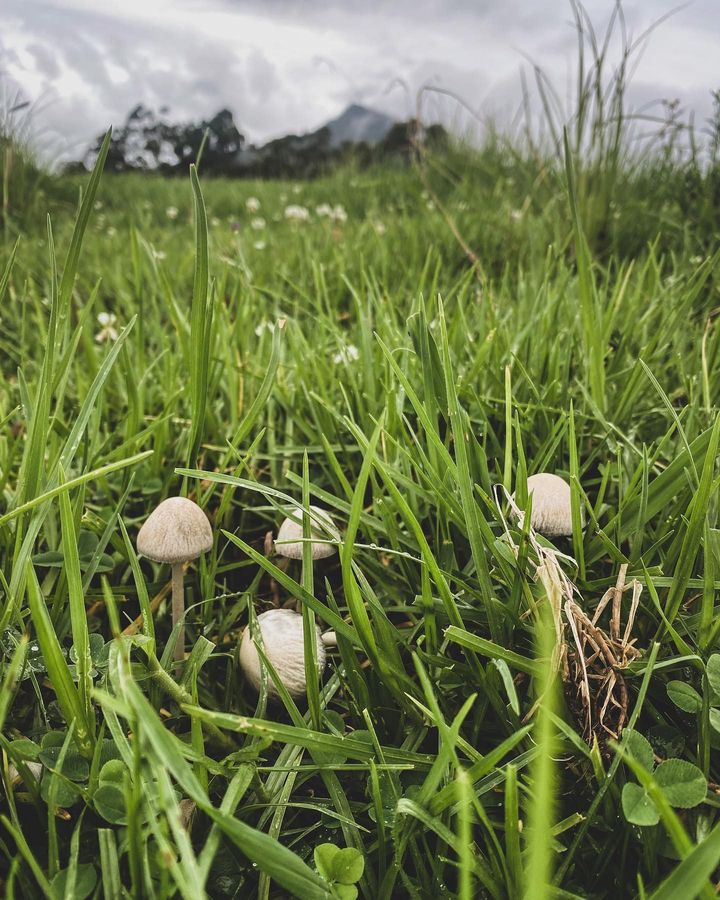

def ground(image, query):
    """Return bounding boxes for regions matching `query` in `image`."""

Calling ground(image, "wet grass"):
[0,112,719,899]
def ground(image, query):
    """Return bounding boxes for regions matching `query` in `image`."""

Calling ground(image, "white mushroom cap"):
[275,505,338,560]
[7,761,43,786]
[137,497,213,564]
[239,608,326,698]
[525,473,573,537]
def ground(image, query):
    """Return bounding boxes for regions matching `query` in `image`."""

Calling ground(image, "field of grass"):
[1,111,720,900]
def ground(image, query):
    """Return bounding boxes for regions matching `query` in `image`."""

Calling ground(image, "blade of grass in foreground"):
[437,300,496,637]
[186,163,214,475]
[648,819,720,900]
[0,450,151,528]
[25,562,93,758]
[0,636,27,731]
[663,412,720,628]
[58,466,94,736]
[523,564,560,899]
[301,450,321,731]
[0,236,19,304]
[58,128,111,307]
[340,416,382,669]
[564,127,605,414]
[182,704,431,765]
[98,830,122,900]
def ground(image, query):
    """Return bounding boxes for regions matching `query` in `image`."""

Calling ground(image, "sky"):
[1,0,719,163]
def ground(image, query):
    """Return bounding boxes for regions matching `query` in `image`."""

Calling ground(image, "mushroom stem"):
[171,562,185,662]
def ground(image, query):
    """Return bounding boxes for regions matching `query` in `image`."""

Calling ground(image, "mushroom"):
[137,497,213,662]
[275,505,338,560]
[239,608,326,698]
[524,473,573,537]
[6,761,43,787]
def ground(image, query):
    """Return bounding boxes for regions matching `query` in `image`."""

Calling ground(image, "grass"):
[1,51,720,898]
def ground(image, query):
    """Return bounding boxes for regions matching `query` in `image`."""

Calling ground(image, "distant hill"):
[232,103,398,177]
[322,104,396,148]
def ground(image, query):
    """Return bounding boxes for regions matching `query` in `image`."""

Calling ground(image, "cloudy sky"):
[1,0,719,162]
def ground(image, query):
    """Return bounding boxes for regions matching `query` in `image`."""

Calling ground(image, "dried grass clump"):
[496,487,643,751]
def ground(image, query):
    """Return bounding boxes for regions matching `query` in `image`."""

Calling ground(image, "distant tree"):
[424,123,450,152]
[241,127,333,178]
[378,119,422,159]
[200,109,244,172]
[90,104,164,172]
[377,119,449,161]
[84,106,245,175]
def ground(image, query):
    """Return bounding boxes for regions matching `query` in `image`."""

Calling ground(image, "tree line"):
[70,105,449,178]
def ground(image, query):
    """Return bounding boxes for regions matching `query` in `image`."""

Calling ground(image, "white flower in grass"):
[332,344,360,364]
[152,249,166,261]
[254,240,266,251]
[106,226,117,238]
[94,200,103,211]
[284,205,310,222]
[331,205,347,224]
[166,206,179,220]
[95,312,119,343]
[246,196,261,213]
[210,216,221,227]
[317,204,347,224]
[510,209,523,222]
[373,220,387,236]
[251,217,266,230]
[254,320,275,336]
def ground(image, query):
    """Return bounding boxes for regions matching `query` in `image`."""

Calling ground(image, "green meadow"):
[1,84,720,898]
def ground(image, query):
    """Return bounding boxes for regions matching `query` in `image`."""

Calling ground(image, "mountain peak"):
[321,104,396,148]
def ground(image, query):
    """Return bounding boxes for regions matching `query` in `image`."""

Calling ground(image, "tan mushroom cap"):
[239,608,326,698]
[137,497,213,564]
[275,505,338,560]
[526,473,573,537]
[7,761,43,786]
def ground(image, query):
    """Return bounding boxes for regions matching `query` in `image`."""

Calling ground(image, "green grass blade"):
[58,465,94,734]
[25,562,93,757]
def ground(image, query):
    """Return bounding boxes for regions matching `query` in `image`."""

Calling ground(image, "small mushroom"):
[525,473,573,537]
[275,505,338,560]
[6,761,43,787]
[239,608,326,698]
[137,497,213,662]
